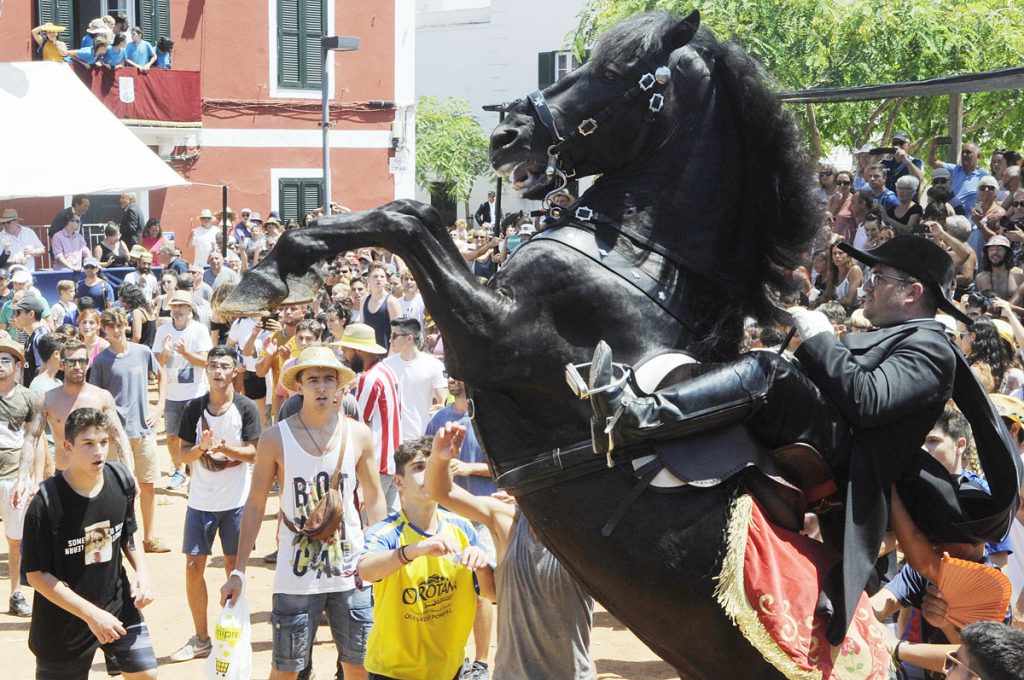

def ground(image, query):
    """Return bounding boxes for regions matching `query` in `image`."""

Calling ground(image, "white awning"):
[0,61,188,200]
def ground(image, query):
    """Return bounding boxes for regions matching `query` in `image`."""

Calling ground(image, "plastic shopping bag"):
[205,590,252,680]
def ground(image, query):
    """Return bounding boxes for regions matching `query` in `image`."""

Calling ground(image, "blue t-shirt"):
[943,162,989,214]
[125,40,156,67]
[81,34,94,50]
[67,47,100,65]
[104,47,127,67]
[872,188,900,211]
[76,279,114,307]
[425,405,497,498]
[155,50,172,69]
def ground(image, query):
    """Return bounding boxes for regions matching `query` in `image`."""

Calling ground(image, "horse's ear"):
[666,10,700,49]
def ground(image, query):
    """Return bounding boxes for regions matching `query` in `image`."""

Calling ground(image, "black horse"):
[223,10,821,678]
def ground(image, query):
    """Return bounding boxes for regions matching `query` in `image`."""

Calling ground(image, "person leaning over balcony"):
[66,39,110,69]
[103,34,128,70]
[125,27,157,72]
[155,37,174,69]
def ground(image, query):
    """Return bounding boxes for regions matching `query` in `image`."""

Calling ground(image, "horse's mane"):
[597,13,820,340]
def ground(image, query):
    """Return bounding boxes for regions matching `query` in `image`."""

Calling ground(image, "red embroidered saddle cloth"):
[715,495,893,680]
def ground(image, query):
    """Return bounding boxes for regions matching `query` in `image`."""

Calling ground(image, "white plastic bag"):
[205,589,252,680]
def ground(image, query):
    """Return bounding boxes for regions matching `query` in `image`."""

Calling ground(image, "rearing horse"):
[224,10,819,678]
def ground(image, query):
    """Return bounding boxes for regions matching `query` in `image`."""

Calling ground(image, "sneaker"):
[466,660,489,680]
[143,537,171,553]
[167,471,187,490]
[168,634,212,662]
[8,592,31,617]
[264,550,278,564]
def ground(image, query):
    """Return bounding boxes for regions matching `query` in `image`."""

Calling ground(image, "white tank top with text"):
[273,417,363,595]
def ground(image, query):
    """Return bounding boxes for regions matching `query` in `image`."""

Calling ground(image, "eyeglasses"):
[206,363,235,373]
[865,271,912,288]
[63,358,88,367]
[1012,201,1024,207]
[943,651,979,677]
[933,178,949,184]
[979,185,997,192]
[835,180,851,186]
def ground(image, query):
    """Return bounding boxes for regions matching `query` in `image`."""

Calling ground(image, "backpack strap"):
[37,474,64,569]
[106,461,136,500]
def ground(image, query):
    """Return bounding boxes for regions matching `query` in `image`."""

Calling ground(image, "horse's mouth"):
[497,160,550,196]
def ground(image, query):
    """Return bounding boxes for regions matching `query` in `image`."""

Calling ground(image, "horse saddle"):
[627,351,837,532]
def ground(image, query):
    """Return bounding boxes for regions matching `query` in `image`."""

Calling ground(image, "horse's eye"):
[602,69,618,82]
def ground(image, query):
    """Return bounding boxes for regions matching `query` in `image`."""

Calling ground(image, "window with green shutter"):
[278,0,326,89]
[140,0,171,43]
[36,0,74,47]
[279,178,323,223]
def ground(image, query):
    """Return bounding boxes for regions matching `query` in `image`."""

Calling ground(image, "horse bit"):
[526,53,682,214]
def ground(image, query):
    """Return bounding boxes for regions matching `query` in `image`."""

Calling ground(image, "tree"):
[414,96,492,207]
[574,0,1024,158]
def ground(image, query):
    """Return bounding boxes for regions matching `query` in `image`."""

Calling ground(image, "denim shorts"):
[35,621,157,680]
[271,587,373,671]
[182,506,243,555]
[164,398,189,438]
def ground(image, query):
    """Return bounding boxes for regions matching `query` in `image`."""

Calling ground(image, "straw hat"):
[989,393,1024,429]
[129,245,153,262]
[197,208,215,220]
[991,318,1016,349]
[167,290,194,307]
[0,208,20,224]
[38,23,65,33]
[331,323,387,354]
[280,346,356,393]
[0,338,25,363]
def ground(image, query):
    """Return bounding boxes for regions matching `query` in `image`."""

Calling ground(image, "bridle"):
[525,47,690,208]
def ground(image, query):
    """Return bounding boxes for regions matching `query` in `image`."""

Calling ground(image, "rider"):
[581,235,1022,644]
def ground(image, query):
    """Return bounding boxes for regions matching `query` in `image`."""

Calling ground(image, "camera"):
[967,292,996,315]
[999,215,1024,231]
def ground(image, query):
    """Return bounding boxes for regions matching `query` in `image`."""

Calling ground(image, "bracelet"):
[892,639,904,664]
[397,545,411,565]
[230,569,245,581]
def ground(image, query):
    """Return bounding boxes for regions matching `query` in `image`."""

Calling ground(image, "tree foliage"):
[574,0,1024,158]
[415,96,492,204]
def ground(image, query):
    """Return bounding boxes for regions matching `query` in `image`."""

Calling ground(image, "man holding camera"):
[880,131,924,196]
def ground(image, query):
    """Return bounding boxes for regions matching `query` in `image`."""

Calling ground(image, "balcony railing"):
[72,64,201,125]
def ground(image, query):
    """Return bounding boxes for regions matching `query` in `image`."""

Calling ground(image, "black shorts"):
[35,620,157,680]
[243,369,267,400]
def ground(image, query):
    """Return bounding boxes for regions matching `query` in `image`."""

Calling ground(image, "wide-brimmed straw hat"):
[0,338,25,363]
[197,208,215,220]
[280,346,356,392]
[331,323,387,354]
[0,209,20,223]
[836,235,972,325]
[128,245,153,261]
[39,23,65,33]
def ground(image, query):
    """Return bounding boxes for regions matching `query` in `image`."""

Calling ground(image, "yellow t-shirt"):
[42,41,64,62]
[362,509,481,680]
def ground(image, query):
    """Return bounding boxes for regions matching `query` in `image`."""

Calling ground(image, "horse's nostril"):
[491,127,519,151]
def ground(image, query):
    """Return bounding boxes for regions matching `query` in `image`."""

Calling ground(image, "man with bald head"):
[929,139,989,214]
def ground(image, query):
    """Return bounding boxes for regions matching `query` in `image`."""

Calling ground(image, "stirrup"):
[564,361,631,400]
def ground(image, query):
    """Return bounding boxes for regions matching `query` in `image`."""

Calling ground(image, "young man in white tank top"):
[221,346,386,680]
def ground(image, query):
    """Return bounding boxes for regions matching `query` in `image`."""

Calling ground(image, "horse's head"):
[490,11,702,198]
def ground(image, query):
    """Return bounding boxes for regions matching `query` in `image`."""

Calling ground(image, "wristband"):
[397,545,411,565]
[892,639,904,664]
[230,569,245,581]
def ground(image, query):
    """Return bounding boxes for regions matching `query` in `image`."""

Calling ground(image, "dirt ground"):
[0,437,675,679]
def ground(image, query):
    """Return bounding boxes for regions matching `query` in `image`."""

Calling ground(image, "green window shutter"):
[36,0,74,43]
[278,0,325,89]
[538,51,556,89]
[279,178,323,222]
[140,0,171,42]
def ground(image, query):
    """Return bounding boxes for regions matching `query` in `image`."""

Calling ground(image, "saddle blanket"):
[715,495,893,680]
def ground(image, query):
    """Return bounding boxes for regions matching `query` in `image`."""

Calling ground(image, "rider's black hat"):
[837,235,972,326]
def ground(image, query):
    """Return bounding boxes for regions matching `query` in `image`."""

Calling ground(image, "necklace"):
[297,414,333,457]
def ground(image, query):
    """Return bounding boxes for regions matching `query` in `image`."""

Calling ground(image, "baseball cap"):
[932,167,952,181]
[11,269,31,284]
[13,295,46,315]
[83,257,100,268]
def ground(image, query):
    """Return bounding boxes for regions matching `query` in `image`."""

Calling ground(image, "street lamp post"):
[321,35,361,217]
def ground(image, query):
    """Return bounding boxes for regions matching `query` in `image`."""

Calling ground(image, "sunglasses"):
[979,185,997,191]
[835,180,851,186]
[943,651,979,677]
[933,178,949,183]
[1012,201,1024,207]
[63,358,88,367]
[818,172,833,177]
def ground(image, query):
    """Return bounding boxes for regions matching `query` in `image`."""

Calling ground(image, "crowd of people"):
[32,15,173,70]
[3,134,1024,678]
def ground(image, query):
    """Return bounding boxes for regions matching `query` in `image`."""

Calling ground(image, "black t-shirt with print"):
[22,463,139,661]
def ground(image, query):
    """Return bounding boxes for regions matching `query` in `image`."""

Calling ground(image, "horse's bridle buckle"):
[578,118,598,136]
[575,206,594,222]
[649,93,665,113]
[638,72,656,91]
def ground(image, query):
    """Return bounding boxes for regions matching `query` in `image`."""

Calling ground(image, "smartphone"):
[869,147,896,156]
[934,136,953,145]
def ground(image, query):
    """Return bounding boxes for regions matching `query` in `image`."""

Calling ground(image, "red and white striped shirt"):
[356,361,403,475]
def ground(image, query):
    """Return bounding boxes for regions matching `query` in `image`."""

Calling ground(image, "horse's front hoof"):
[280,268,325,306]
[221,269,289,316]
